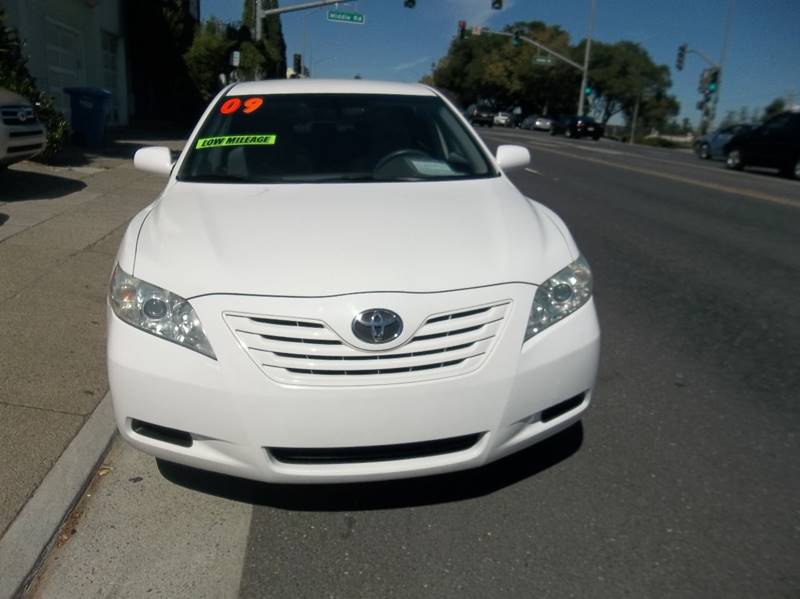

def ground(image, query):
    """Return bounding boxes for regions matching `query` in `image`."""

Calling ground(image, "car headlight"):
[525,255,593,341]
[109,264,216,359]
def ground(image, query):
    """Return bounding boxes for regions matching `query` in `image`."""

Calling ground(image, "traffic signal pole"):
[486,31,584,70]
[577,0,596,116]
[675,0,734,132]
[261,0,356,17]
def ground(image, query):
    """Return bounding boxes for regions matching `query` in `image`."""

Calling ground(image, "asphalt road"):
[32,132,800,599]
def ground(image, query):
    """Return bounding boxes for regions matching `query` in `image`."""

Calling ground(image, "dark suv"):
[725,111,800,178]
[467,104,495,127]
[551,115,604,140]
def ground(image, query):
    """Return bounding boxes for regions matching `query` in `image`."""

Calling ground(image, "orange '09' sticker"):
[220,98,242,114]
[243,97,264,114]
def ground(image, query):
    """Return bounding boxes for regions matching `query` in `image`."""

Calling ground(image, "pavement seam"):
[0,393,116,599]
[0,400,95,418]
[0,223,125,310]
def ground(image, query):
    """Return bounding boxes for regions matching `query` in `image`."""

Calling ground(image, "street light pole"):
[577,0,596,116]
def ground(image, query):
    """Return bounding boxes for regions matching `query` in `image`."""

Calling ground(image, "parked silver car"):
[694,123,754,160]
[0,88,47,168]
[533,116,553,131]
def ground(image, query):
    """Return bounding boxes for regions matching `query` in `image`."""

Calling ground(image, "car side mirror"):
[134,146,174,176]
[495,144,530,172]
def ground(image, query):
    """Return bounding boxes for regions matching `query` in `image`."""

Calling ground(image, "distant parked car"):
[520,115,538,130]
[694,123,754,160]
[0,88,47,168]
[467,104,495,127]
[724,110,800,178]
[494,112,513,127]
[533,116,553,131]
[551,115,603,140]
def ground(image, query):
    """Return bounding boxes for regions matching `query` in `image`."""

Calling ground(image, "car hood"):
[0,88,30,106]
[132,177,573,298]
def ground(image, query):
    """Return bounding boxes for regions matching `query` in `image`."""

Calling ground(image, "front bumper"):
[108,284,600,483]
[0,124,46,165]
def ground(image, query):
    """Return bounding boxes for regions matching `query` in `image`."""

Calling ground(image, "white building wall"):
[5,0,129,125]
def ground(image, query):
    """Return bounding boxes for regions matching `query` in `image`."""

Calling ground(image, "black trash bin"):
[64,87,112,147]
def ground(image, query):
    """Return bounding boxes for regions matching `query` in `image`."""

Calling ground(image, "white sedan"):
[108,79,600,483]
[493,111,512,127]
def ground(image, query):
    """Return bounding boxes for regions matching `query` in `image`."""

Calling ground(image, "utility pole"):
[629,92,640,144]
[711,0,735,130]
[577,0,596,116]
[255,0,263,42]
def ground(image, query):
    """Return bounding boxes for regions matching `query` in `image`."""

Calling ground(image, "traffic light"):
[404,0,415,7]
[707,68,720,93]
[512,30,521,46]
[491,0,503,8]
[676,43,687,71]
[585,85,593,95]
[293,53,302,76]
[458,20,466,40]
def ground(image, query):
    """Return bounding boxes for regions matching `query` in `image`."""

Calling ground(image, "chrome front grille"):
[1,105,37,127]
[224,301,510,386]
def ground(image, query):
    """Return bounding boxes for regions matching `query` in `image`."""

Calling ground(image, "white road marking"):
[571,145,623,156]
[525,168,542,175]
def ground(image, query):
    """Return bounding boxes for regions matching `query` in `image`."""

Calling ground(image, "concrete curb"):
[0,393,115,599]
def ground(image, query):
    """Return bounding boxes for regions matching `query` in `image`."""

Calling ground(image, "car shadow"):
[0,168,86,202]
[156,422,583,511]
[33,126,189,168]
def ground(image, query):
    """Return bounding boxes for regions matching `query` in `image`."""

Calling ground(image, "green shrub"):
[0,8,71,159]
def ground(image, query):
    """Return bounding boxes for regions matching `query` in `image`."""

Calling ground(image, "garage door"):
[45,20,84,120]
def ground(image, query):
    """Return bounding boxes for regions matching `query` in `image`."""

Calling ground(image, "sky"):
[201,0,800,126]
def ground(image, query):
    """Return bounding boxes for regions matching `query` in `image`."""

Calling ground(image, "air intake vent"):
[269,433,483,464]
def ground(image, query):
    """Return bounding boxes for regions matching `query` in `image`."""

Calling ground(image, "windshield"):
[178,93,497,184]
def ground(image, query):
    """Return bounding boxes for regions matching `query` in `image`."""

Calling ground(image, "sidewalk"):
[0,131,186,596]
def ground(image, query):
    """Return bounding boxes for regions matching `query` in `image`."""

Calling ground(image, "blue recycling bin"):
[64,87,112,147]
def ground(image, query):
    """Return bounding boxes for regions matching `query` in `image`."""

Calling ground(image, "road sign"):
[534,56,553,65]
[327,10,365,24]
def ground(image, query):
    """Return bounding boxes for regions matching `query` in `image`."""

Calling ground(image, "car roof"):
[227,79,438,97]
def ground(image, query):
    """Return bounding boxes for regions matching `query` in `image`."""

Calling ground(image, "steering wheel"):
[374,148,431,172]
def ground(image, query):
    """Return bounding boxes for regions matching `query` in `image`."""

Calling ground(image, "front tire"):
[726,148,744,170]
[780,157,800,179]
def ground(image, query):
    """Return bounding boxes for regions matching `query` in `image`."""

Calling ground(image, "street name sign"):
[327,10,365,25]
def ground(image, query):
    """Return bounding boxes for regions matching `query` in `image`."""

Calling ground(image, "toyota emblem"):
[352,309,403,344]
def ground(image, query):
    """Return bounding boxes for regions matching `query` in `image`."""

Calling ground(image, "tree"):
[763,98,785,121]
[738,106,749,123]
[0,7,69,158]
[429,21,678,124]
[431,21,579,115]
[583,40,677,126]
[719,110,736,128]
[183,18,233,100]
[241,0,287,79]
